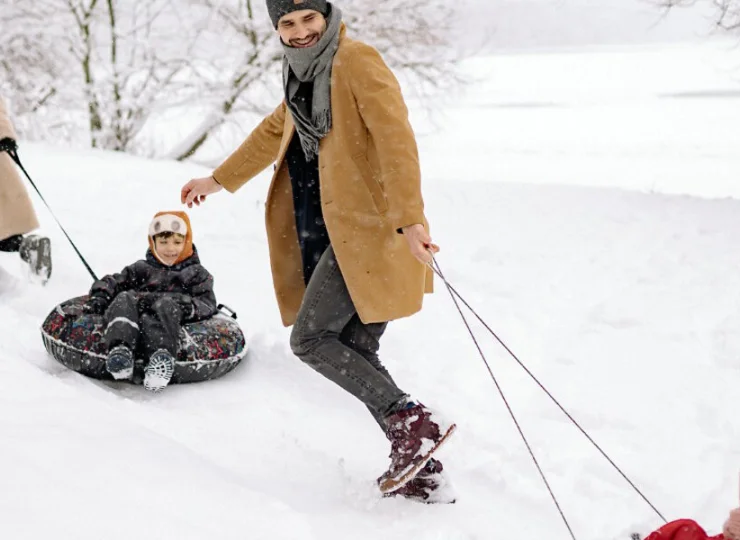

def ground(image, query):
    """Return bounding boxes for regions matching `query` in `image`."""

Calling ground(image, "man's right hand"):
[724,508,740,540]
[0,137,17,155]
[181,175,223,208]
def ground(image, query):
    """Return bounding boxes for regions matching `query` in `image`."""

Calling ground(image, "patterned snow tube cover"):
[41,296,247,384]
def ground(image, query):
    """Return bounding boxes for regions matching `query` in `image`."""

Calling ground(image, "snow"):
[3,40,740,539]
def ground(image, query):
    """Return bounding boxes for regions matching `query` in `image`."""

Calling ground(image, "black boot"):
[106,345,134,380]
[19,234,52,283]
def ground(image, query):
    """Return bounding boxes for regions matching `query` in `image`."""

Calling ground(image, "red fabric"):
[644,520,724,540]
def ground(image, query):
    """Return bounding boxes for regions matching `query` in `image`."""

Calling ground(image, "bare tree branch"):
[2,0,470,160]
[652,0,740,30]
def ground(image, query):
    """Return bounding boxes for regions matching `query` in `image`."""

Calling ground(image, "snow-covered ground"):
[412,39,740,199]
[3,41,740,540]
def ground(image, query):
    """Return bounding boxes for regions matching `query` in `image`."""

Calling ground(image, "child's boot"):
[106,345,134,380]
[144,349,175,392]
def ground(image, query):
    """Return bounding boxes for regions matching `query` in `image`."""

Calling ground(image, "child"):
[641,508,740,540]
[83,211,217,392]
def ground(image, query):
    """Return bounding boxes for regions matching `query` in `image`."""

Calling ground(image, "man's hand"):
[0,137,17,155]
[724,508,740,540]
[181,175,223,208]
[401,223,440,265]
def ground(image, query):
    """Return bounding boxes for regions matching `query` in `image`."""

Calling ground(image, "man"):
[181,0,455,501]
[0,96,52,283]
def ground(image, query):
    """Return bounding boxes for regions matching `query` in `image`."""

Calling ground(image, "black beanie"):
[266,0,329,29]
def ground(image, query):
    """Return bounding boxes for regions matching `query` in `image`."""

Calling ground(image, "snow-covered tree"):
[656,0,740,30]
[1,0,203,152]
[0,2,76,142]
[1,0,464,160]
[166,0,464,161]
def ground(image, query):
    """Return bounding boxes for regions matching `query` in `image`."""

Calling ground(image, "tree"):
[166,0,465,161]
[654,0,740,31]
[0,1,74,141]
[1,0,209,152]
[57,0,205,152]
[1,0,465,161]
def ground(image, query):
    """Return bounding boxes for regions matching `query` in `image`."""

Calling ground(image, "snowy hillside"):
[3,43,740,540]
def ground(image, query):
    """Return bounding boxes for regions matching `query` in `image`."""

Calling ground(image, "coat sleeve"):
[211,101,286,193]
[89,263,139,302]
[184,266,218,322]
[0,97,18,141]
[346,42,427,232]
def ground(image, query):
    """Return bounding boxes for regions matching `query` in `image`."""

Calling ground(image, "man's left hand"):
[402,223,440,265]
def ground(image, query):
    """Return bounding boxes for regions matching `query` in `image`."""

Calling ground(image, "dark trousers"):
[0,234,22,252]
[290,245,407,430]
[103,291,183,360]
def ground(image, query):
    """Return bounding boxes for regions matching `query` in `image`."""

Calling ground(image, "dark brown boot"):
[377,404,456,494]
[382,458,456,504]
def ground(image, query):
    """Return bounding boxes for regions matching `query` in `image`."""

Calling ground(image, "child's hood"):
[148,210,194,266]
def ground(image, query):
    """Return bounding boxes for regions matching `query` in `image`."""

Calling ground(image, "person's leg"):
[139,296,182,359]
[103,292,140,351]
[102,291,139,379]
[292,246,456,494]
[140,296,182,392]
[338,315,395,430]
[290,245,409,421]
[338,317,454,501]
[1,233,53,282]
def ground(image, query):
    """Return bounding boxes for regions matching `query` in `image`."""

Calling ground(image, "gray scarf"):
[281,5,342,160]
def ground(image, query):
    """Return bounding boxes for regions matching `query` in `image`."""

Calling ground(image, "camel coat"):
[0,97,38,240]
[213,26,433,326]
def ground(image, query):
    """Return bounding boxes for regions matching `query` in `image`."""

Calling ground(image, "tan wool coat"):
[214,25,433,327]
[0,97,39,240]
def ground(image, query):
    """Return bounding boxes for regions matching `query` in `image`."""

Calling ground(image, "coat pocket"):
[352,153,388,215]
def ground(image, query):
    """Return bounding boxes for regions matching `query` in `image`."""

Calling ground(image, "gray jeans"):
[290,245,408,429]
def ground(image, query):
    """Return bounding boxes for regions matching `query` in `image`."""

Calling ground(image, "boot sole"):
[143,353,175,392]
[379,423,457,494]
[383,491,457,504]
[109,366,134,380]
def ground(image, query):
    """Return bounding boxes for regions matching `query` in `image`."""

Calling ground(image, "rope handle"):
[3,146,99,281]
[423,248,666,532]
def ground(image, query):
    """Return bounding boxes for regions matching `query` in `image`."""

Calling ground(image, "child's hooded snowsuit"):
[88,211,218,359]
[644,520,724,540]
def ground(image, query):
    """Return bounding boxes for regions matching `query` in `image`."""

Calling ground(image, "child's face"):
[154,234,186,266]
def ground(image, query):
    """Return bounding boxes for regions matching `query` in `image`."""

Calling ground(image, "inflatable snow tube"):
[41,296,247,384]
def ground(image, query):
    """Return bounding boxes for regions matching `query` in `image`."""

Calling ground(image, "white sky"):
[456,0,721,51]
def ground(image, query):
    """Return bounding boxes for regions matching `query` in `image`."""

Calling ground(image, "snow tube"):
[41,296,247,384]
